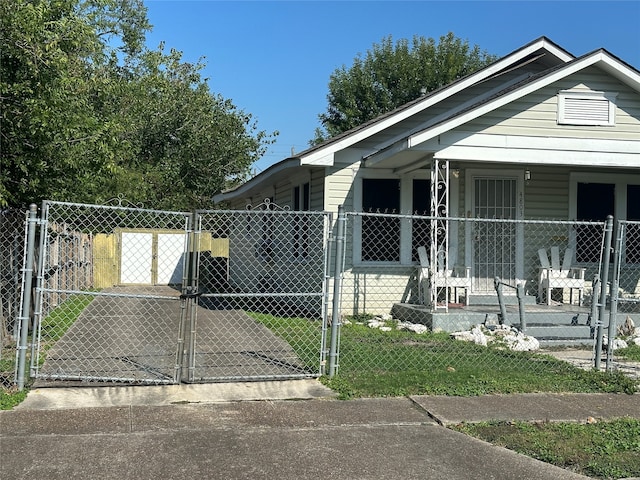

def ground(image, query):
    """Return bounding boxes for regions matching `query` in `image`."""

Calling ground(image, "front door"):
[469,174,523,293]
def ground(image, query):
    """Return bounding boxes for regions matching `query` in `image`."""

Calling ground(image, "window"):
[412,179,431,261]
[355,174,438,264]
[625,185,640,263]
[557,90,617,126]
[576,183,614,263]
[571,175,640,264]
[362,178,400,261]
[255,197,276,261]
[293,183,310,259]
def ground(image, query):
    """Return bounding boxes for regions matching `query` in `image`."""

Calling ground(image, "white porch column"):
[430,159,449,311]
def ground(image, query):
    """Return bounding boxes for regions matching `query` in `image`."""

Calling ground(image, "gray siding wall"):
[356,65,550,151]
[465,66,640,139]
[310,167,325,211]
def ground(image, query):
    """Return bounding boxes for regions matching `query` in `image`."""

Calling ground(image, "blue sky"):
[144,1,640,172]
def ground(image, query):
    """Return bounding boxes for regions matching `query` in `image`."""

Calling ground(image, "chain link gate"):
[27,200,331,386]
[30,201,192,385]
[184,201,332,382]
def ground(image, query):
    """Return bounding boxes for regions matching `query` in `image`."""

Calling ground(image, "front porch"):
[391,295,640,347]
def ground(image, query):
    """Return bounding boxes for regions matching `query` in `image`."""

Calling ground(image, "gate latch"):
[180,290,202,300]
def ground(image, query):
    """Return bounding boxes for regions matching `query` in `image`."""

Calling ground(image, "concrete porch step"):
[512,311,592,326]
[522,325,592,339]
[468,294,537,306]
[538,338,595,347]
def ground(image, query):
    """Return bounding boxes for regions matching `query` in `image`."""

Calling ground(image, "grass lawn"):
[618,343,640,362]
[3,309,637,410]
[320,323,637,398]
[249,312,325,370]
[0,293,93,410]
[454,418,640,479]
[247,316,638,398]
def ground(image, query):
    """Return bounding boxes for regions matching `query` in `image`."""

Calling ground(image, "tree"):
[0,0,274,209]
[0,0,109,207]
[313,33,497,143]
[94,45,273,210]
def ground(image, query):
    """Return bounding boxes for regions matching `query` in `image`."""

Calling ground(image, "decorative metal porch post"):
[430,159,449,311]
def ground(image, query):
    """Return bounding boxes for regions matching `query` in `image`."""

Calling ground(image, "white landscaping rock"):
[612,338,628,350]
[367,320,387,329]
[451,325,539,351]
[503,332,540,352]
[451,326,487,346]
[603,335,630,350]
[397,322,428,334]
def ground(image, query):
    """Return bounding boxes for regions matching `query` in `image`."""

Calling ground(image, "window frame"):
[292,182,311,261]
[569,172,640,265]
[353,169,433,266]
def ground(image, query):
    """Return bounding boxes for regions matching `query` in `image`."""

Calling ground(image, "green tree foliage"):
[314,32,497,143]
[0,0,274,210]
[93,46,272,210]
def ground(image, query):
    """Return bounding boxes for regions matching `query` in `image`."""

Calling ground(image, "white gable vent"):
[557,90,617,126]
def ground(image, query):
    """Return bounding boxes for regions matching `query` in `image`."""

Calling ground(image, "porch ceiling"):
[363,148,434,173]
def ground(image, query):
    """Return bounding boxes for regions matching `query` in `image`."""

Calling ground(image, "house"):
[213,37,640,327]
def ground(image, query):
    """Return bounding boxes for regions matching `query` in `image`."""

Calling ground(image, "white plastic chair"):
[418,246,471,306]
[538,247,585,305]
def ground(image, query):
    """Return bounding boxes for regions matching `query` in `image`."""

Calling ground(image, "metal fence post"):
[185,211,201,383]
[606,221,623,372]
[516,282,527,334]
[320,212,334,376]
[16,204,38,390]
[328,205,345,377]
[494,277,507,325]
[29,201,49,375]
[595,215,614,371]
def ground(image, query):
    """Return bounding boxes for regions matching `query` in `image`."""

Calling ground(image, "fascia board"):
[597,56,640,91]
[439,132,639,154]
[212,158,302,203]
[300,151,335,166]
[434,145,640,167]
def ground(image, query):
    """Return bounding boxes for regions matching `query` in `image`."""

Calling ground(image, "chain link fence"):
[1,208,28,387]
[610,221,640,370]
[617,221,640,312]
[8,200,639,391]
[333,211,615,379]
[12,200,331,386]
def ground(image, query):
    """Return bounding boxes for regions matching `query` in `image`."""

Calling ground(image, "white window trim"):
[353,169,435,266]
[557,90,617,126]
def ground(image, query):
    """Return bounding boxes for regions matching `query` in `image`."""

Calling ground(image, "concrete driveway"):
[37,286,310,385]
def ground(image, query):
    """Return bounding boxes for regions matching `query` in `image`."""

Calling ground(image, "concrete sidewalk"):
[12,380,640,425]
[2,381,639,480]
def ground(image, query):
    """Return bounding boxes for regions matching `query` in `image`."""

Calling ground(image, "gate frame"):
[16,200,333,388]
[28,200,193,385]
[183,204,333,383]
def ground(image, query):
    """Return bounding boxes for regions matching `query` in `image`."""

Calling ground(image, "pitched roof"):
[214,37,639,203]
[296,36,574,165]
